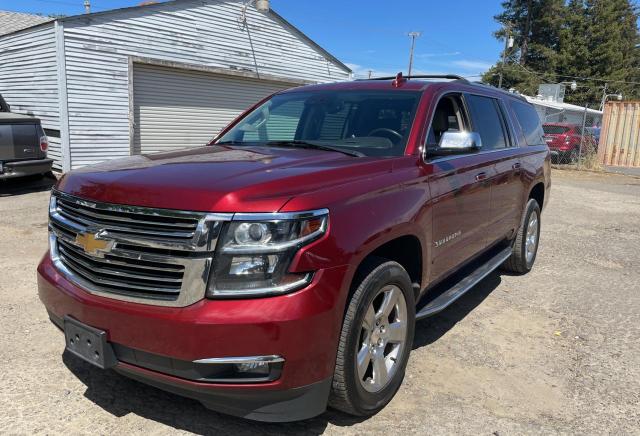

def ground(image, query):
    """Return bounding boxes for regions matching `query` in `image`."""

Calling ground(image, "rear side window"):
[466,95,508,150]
[542,125,570,135]
[512,101,545,145]
[0,124,38,147]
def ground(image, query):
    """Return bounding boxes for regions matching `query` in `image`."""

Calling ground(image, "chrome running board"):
[416,247,512,319]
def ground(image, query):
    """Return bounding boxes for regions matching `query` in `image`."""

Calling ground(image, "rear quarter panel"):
[504,98,551,211]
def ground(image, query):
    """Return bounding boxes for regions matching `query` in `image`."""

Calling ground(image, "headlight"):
[206,209,328,298]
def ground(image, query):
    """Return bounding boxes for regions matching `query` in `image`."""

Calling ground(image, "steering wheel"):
[367,128,403,142]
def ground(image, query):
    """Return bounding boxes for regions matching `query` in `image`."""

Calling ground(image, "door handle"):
[475,172,487,181]
[512,162,522,170]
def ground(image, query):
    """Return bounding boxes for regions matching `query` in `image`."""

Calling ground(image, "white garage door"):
[132,64,298,154]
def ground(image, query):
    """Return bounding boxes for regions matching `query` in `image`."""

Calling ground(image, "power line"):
[496,65,640,86]
[391,31,640,87]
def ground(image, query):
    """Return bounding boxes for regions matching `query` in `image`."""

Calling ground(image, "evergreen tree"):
[483,0,640,107]
[558,0,591,105]
[583,0,640,104]
[482,0,564,91]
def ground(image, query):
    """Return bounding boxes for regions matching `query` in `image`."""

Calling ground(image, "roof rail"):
[364,73,469,83]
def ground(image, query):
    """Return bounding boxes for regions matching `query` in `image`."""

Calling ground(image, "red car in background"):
[543,123,597,163]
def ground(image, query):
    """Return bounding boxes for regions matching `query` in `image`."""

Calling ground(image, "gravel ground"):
[0,169,638,435]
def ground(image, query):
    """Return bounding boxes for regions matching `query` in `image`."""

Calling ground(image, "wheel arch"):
[348,234,424,305]
[528,181,545,210]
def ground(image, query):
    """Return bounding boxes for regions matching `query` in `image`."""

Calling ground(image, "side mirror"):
[426,131,482,157]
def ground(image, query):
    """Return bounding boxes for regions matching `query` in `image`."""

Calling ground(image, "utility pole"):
[600,83,608,112]
[498,24,513,89]
[407,31,422,76]
[368,70,372,79]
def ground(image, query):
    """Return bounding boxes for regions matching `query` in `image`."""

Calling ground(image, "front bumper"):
[38,254,349,421]
[0,158,52,179]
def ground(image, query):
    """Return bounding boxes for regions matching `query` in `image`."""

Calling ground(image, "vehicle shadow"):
[62,351,362,435]
[0,173,56,197]
[61,272,501,434]
[412,271,501,350]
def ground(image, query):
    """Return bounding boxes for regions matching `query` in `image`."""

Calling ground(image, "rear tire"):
[329,258,415,416]
[502,199,541,274]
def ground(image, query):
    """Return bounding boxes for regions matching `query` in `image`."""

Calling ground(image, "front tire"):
[329,258,415,416]
[502,199,541,274]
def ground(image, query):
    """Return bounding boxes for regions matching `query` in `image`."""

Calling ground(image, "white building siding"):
[0,24,63,169]
[62,0,349,169]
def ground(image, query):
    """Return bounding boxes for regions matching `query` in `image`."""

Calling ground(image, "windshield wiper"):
[265,140,365,157]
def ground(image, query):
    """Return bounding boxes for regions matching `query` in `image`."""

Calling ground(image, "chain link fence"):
[537,105,602,169]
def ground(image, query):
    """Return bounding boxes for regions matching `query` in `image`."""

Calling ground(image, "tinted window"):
[513,101,545,145]
[542,125,571,135]
[218,90,421,157]
[0,124,38,147]
[466,95,508,150]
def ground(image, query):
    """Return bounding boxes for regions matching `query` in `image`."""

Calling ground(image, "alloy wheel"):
[525,210,539,264]
[356,285,408,393]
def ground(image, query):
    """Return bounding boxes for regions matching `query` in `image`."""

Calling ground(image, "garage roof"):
[1,1,351,74]
[0,10,51,36]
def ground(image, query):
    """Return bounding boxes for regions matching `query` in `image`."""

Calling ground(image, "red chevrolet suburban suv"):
[38,74,550,422]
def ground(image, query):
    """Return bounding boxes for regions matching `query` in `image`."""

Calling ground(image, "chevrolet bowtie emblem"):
[75,232,111,256]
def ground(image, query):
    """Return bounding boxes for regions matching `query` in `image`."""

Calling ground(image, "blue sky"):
[1,0,505,78]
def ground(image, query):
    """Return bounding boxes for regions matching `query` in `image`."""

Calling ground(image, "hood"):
[57,146,394,212]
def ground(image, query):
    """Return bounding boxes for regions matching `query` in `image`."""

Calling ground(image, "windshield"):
[216,90,421,157]
[543,125,571,135]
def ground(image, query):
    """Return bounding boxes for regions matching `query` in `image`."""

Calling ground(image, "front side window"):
[426,94,467,145]
[217,90,421,157]
[466,95,508,151]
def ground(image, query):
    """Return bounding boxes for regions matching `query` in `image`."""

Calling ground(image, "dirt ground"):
[1,169,638,435]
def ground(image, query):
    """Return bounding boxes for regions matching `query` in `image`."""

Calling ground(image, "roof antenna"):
[392,72,406,87]
[83,0,91,14]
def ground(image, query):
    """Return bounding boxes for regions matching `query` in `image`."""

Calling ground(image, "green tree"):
[583,0,640,104]
[558,0,591,105]
[484,0,640,107]
[483,0,564,90]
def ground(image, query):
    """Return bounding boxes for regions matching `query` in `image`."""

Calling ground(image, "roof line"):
[267,9,352,74]
[55,0,191,24]
[0,16,54,38]
[1,1,352,74]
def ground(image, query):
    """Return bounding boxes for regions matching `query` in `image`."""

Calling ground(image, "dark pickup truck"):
[38,73,550,422]
[0,111,52,180]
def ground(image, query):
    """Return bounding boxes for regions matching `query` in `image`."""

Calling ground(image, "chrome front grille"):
[55,196,199,239]
[48,191,233,307]
[56,238,184,299]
